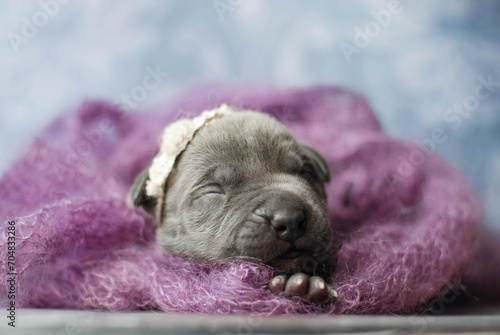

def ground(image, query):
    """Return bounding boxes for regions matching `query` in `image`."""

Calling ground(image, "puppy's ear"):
[301,144,331,182]
[128,167,157,217]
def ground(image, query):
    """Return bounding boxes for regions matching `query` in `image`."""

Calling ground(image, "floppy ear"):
[127,166,157,218]
[300,144,331,182]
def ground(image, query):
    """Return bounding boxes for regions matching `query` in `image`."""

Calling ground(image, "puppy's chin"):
[266,251,333,279]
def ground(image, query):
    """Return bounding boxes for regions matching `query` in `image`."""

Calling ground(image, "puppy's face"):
[131,111,334,276]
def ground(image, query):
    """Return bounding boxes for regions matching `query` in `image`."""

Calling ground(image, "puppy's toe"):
[307,276,337,304]
[268,275,287,294]
[268,273,337,305]
[284,273,309,297]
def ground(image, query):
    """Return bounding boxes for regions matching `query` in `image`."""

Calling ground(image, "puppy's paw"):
[267,273,337,304]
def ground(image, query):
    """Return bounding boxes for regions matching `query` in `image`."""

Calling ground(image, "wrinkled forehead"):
[179,112,304,175]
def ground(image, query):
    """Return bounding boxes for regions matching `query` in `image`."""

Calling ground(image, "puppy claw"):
[328,285,338,299]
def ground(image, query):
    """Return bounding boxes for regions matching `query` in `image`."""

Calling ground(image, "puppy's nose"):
[255,194,307,242]
[271,210,306,242]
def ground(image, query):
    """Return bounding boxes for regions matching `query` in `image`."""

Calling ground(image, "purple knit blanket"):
[1,85,498,314]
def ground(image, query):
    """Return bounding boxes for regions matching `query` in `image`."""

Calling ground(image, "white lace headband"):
[146,104,233,199]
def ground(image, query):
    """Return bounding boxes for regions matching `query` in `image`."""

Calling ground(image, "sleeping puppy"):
[129,105,338,304]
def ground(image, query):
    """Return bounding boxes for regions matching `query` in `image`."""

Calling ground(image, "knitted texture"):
[0,85,493,314]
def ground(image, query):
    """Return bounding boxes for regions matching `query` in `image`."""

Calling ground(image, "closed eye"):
[191,183,226,206]
[203,183,226,195]
[193,183,226,200]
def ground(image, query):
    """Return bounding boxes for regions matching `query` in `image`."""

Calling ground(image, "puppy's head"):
[130,106,335,276]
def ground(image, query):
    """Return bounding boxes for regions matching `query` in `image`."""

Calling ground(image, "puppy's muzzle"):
[252,191,307,243]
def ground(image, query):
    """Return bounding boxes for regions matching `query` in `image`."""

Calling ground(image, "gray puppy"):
[129,107,338,304]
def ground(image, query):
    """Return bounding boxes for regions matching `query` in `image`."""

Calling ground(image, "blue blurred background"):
[1,0,499,231]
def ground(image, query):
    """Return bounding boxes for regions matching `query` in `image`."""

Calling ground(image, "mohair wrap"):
[1,85,498,314]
